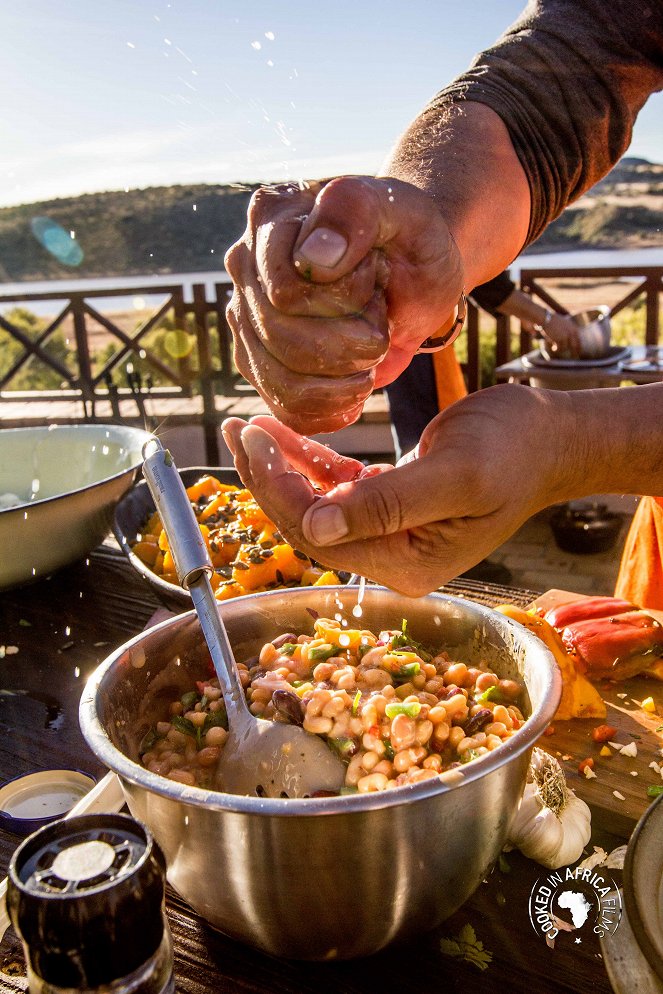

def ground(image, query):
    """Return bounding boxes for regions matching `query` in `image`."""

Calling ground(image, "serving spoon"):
[141,440,345,799]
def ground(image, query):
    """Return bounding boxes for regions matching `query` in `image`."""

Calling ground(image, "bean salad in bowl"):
[139,615,526,796]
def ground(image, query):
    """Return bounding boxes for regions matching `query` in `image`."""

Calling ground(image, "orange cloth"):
[614,496,663,610]
[432,347,468,412]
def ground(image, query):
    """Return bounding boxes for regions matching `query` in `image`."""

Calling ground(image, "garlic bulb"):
[507,749,592,869]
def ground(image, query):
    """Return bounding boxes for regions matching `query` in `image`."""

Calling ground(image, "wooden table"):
[495,344,663,387]
[0,548,655,994]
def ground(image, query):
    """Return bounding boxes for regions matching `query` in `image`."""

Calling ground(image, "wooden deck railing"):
[0,265,661,462]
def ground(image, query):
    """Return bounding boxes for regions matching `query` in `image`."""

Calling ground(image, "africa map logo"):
[529,865,622,943]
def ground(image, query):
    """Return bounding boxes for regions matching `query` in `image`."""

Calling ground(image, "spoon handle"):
[141,440,247,717]
[142,439,212,588]
[188,577,248,719]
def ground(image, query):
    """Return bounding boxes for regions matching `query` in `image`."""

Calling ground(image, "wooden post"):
[193,283,220,465]
[71,294,95,420]
[645,275,661,346]
[466,303,480,392]
[215,281,236,394]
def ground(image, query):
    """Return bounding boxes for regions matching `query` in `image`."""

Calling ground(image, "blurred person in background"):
[385,270,581,459]
[222,0,663,605]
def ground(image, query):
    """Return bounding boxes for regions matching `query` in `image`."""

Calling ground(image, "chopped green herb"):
[656,724,663,733]
[382,740,395,761]
[181,690,199,711]
[647,785,663,798]
[387,620,432,660]
[279,643,298,656]
[138,728,157,756]
[477,685,506,704]
[440,923,493,972]
[351,690,362,716]
[309,643,337,661]
[385,701,422,719]
[18,619,32,627]
[328,737,356,759]
[202,709,229,735]
[460,748,483,765]
[394,661,420,681]
[171,715,198,739]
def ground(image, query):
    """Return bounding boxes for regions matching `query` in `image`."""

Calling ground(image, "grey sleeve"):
[430,0,663,245]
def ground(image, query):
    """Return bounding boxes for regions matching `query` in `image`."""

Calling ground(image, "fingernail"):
[298,228,347,269]
[304,503,349,545]
[221,427,237,458]
[242,425,277,466]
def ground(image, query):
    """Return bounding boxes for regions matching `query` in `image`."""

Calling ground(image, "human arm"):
[471,272,582,354]
[224,0,663,431]
[222,382,663,595]
[495,289,582,356]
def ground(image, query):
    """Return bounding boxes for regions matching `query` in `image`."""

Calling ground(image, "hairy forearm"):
[380,102,530,292]
[557,385,663,500]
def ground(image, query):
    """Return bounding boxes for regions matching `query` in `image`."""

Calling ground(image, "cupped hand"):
[541,313,583,357]
[222,385,577,596]
[224,176,464,433]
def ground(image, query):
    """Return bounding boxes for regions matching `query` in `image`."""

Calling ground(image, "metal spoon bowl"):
[141,440,345,799]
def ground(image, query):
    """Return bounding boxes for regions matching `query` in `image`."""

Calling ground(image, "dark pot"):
[550,503,624,555]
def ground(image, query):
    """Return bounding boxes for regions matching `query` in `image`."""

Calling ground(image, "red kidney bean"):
[271,633,298,649]
[463,708,494,736]
[272,690,304,726]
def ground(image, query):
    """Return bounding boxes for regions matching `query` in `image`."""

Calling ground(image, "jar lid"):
[7,812,167,988]
[0,769,96,835]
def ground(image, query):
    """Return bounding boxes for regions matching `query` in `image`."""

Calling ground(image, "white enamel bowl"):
[0,424,152,590]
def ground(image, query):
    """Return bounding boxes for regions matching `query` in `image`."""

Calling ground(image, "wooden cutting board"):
[529,589,663,838]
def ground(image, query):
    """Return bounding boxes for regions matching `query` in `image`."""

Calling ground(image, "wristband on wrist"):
[417,292,468,353]
[533,308,554,337]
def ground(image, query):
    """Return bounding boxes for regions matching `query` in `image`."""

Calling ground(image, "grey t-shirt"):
[431,0,663,246]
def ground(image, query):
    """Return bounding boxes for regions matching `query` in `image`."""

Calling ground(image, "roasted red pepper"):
[543,596,634,630]
[561,611,663,679]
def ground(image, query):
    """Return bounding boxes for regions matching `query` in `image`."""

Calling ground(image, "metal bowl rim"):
[570,304,611,324]
[0,424,153,516]
[623,791,663,982]
[80,588,561,817]
[113,466,254,606]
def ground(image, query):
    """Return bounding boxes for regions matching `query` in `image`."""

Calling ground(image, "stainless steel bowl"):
[80,587,561,960]
[571,305,612,360]
[600,795,663,993]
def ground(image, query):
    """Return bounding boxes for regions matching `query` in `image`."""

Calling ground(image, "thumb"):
[293,176,403,283]
[301,454,468,546]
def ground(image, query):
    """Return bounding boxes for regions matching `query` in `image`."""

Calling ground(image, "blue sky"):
[1,0,661,208]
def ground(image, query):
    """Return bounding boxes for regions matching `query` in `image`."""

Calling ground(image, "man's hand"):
[222,384,578,595]
[224,176,464,433]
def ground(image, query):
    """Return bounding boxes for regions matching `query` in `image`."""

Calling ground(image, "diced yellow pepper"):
[185,475,225,501]
[312,570,341,586]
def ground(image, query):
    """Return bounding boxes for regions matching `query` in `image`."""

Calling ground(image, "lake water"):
[1,247,662,317]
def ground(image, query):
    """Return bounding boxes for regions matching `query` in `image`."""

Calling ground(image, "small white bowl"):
[0,769,97,835]
[0,424,152,590]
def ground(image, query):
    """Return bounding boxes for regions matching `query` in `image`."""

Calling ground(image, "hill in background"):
[0,184,256,282]
[0,158,661,283]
